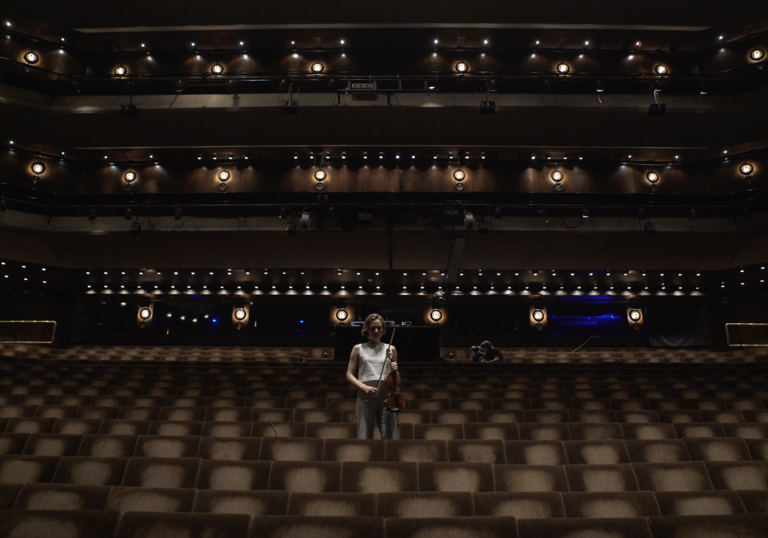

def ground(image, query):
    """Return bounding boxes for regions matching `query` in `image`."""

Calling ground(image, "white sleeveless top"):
[357,342,392,383]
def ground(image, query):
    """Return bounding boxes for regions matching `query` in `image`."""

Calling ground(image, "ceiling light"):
[551,170,563,182]
[455,62,469,73]
[314,169,327,181]
[629,310,641,321]
[234,308,247,320]
[218,170,231,181]
[655,65,668,75]
[139,308,151,320]
[751,49,765,61]
[740,163,754,175]
[556,63,569,73]
[646,171,659,183]
[114,66,127,76]
[532,309,545,322]
[124,171,137,182]
[31,162,45,175]
[24,52,39,64]
[453,170,466,181]
[430,310,443,321]
[310,62,324,73]
[211,64,224,74]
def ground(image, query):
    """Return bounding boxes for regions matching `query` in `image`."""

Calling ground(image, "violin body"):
[384,370,407,411]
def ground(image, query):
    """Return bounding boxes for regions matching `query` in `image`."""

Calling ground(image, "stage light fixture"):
[453,170,466,181]
[596,80,605,93]
[430,309,443,322]
[532,309,545,322]
[211,64,224,74]
[310,62,324,73]
[455,62,469,73]
[655,64,668,75]
[629,309,641,321]
[24,52,39,64]
[751,49,765,61]
[336,308,349,321]
[218,170,230,181]
[551,170,563,182]
[124,171,137,182]
[455,182,465,191]
[114,66,127,76]
[139,307,152,320]
[556,63,569,73]
[740,163,754,175]
[31,162,45,175]
[314,169,327,181]
[646,171,659,183]
[234,308,246,321]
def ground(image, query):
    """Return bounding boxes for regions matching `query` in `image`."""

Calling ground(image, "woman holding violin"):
[346,313,401,440]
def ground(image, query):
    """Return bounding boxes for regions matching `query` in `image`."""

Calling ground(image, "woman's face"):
[367,319,384,339]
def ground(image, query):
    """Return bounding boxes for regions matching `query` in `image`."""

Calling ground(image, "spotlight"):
[218,170,231,181]
[314,169,327,181]
[31,162,45,175]
[751,49,765,61]
[336,308,349,321]
[646,171,659,183]
[234,308,246,321]
[532,309,545,322]
[310,62,324,73]
[139,307,152,320]
[453,170,466,181]
[551,170,563,182]
[24,52,39,64]
[211,64,224,74]
[629,309,641,322]
[114,66,127,76]
[740,163,754,175]
[654,64,668,75]
[455,62,469,73]
[582,209,590,219]
[556,63,569,73]
[430,309,443,321]
[124,171,137,182]
[596,80,605,93]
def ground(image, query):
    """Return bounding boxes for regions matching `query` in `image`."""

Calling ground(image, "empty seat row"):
[4,434,768,465]
[2,455,768,493]
[1,484,768,519]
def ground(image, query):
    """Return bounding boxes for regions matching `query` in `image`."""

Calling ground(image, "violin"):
[384,366,406,412]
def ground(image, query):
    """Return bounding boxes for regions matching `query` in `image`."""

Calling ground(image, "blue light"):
[299,320,304,324]
[212,318,217,323]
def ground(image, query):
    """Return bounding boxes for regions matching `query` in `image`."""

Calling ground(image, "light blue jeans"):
[356,388,399,440]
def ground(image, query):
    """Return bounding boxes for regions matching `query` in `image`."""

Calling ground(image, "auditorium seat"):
[561,491,660,517]
[0,455,60,484]
[505,440,568,465]
[251,421,305,438]
[622,423,678,440]
[386,516,515,538]
[148,420,203,437]
[647,514,768,538]
[706,461,768,490]
[305,422,357,439]
[0,483,21,508]
[565,464,639,492]
[518,517,651,538]
[565,440,630,464]
[0,433,29,455]
[625,440,691,463]
[78,434,138,458]
[674,422,727,438]
[377,492,474,517]
[269,461,341,492]
[99,420,149,436]
[198,437,261,460]
[684,438,752,461]
[194,490,289,515]
[256,515,384,538]
[14,483,111,510]
[447,439,506,464]
[493,465,568,492]
[418,462,494,492]
[519,423,570,441]
[115,512,250,538]
[341,462,418,493]
[105,486,195,512]
[654,491,748,515]
[632,462,714,491]
[122,457,199,489]
[0,510,119,538]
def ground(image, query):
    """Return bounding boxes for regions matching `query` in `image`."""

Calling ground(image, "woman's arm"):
[389,345,399,371]
[346,345,378,396]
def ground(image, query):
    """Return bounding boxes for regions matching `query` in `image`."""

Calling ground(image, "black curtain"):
[646,304,708,347]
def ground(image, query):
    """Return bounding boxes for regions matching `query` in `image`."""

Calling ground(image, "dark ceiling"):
[6,1,768,30]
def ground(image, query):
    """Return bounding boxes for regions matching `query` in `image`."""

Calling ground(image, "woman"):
[346,313,399,439]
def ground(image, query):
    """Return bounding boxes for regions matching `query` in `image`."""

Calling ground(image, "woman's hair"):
[361,313,386,336]
[480,340,493,349]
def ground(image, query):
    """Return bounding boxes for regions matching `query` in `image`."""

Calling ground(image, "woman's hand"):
[364,385,378,398]
[390,361,398,371]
